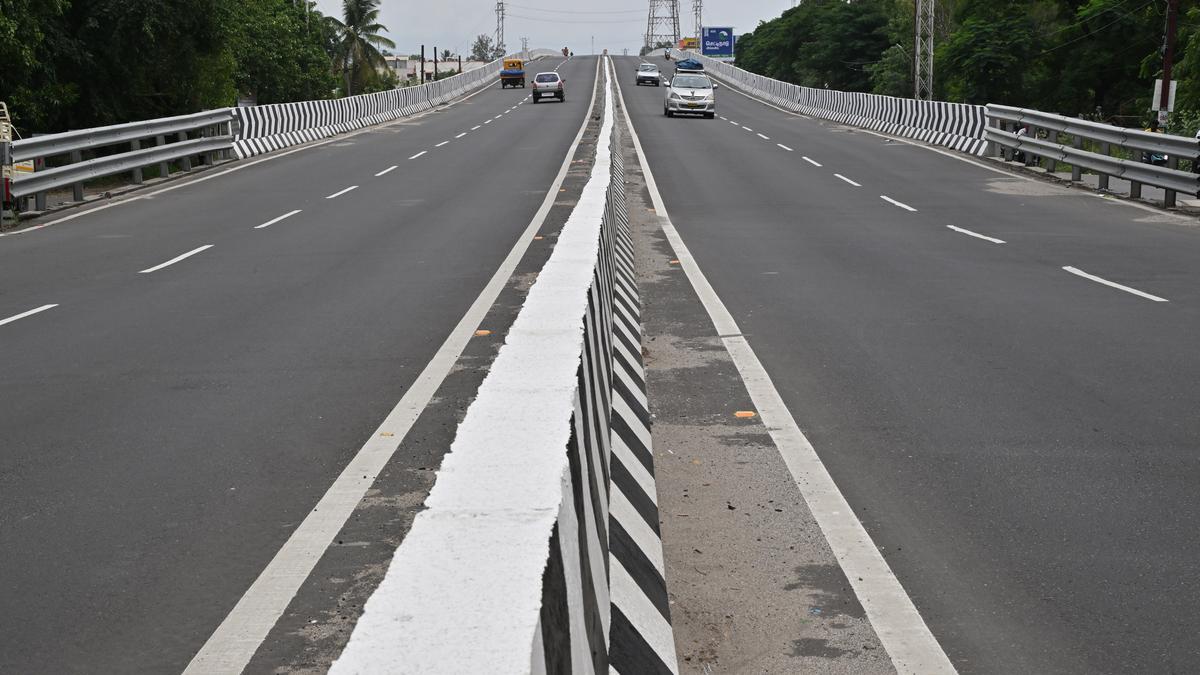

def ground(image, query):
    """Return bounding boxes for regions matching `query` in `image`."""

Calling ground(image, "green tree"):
[471,34,495,62]
[328,0,397,96]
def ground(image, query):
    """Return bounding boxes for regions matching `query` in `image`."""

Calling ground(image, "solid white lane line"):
[435,141,449,148]
[456,133,468,138]
[325,185,359,199]
[0,304,58,328]
[409,151,427,160]
[472,125,482,130]
[947,225,1004,244]
[1062,266,1168,302]
[834,174,862,187]
[614,70,956,675]
[375,165,398,177]
[881,195,917,212]
[802,156,822,167]
[139,245,214,274]
[756,133,770,140]
[182,54,606,675]
[254,209,302,229]
[777,144,794,152]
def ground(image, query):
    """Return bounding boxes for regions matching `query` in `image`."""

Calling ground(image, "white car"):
[531,72,565,103]
[664,73,717,118]
[636,63,662,86]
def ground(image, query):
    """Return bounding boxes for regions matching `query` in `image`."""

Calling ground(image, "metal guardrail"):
[986,105,1200,208]
[10,108,235,210]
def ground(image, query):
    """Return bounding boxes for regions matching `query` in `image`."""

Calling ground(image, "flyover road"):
[0,55,597,674]
[614,56,1200,674]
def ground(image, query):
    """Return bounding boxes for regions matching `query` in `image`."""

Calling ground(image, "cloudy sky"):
[313,0,795,58]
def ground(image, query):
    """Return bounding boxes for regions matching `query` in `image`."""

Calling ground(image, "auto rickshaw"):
[500,59,525,88]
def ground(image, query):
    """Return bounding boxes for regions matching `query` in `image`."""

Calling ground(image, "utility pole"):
[434,46,439,80]
[420,44,426,83]
[495,0,506,58]
[1156,0,1180,130]
[521,36,529,61]
[693,0,702,42]
[914,0,935,100]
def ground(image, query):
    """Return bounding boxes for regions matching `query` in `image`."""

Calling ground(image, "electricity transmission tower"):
[914,0,934,100]
[495,0,506,57]
[692,0,702,41]
[645,0,680,53]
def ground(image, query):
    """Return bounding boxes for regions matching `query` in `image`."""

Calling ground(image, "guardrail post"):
[70,149,84,201]
[131,139,143,184]
[1098,142,1111,191]
[1130,179,1142,199]
[35,191,46,211]
[157,135,169,178]
[178,131,192,172]
[1025,126,1038,167]
[1165,155,1179,208]
[1071,136,1083,182]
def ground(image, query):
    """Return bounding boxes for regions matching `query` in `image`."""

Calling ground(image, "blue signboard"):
[702,27,735,58]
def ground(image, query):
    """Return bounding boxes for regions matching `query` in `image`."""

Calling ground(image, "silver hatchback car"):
[664,73,717,118]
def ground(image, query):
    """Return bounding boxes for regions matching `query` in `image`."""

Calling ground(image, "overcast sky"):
[313,0,794,58]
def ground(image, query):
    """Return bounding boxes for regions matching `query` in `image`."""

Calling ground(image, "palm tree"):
[327,0,397,96]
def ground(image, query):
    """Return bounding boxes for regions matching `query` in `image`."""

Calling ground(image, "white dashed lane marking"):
[947,225,1004,244]
[880,195,917,212]
[139,245,214,274]
[375,166,398,176]
[777,144,794,152]
[834,174,862,187]
[1062,266,1168,302]
[802,156,822,167]
[325,185,359,199]
[409,151,427,160]
[255,210,302,229]
[0,304,58,328]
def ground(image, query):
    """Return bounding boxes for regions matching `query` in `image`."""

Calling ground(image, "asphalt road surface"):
[614,56,1200,674]
[0,55,598,674]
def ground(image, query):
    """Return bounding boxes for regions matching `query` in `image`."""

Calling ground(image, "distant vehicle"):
[635,63,662,87]
[664,73,717,118]
[674,58,705,73]
[531,72,565,103]
[500,58,525,88]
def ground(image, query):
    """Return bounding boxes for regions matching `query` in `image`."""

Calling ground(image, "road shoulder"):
[617,78,895,675]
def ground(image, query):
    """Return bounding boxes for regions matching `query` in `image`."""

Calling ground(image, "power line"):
[507,3,644,14]
[508,13,640,24]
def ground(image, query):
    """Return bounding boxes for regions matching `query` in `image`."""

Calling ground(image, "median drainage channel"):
[240,60,675,673]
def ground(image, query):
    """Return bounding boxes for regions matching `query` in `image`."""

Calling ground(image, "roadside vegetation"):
[0,0,400,134]
[735,0,1200,132]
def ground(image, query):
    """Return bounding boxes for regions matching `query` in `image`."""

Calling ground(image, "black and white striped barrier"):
[677,51,988,156]
[231,57,510,159]
[329,59,677,674]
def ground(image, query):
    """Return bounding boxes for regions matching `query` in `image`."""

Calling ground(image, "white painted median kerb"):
[331,62,617,675]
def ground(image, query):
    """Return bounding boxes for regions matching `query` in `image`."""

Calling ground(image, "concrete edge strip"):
[180,55,604,675]
[612,58,959,675]
[327,58,616,674]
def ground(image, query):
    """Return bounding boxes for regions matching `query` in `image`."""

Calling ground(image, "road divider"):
[331,58,678,675]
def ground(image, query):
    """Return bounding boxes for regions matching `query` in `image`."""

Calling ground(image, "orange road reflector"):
[475,330,492,336]
[534,235,544,240]
[735,411,757,419]
[669,259,680,265]
[380,432,394,437]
